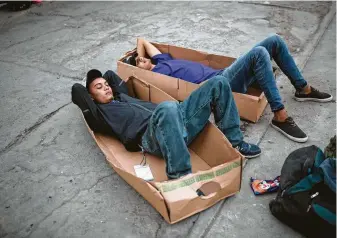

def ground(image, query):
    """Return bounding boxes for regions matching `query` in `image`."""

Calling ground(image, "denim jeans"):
[219,34,308,112]
[141,75,243,179]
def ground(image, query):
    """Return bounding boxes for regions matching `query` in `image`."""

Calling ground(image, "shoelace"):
[311,87,319,93]
[297,86,319,95]
[286,117,297,127]
[236,143,250,152]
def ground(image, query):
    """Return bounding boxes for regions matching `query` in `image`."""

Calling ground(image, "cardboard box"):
[83,76,244,224]
[117,43,272,123]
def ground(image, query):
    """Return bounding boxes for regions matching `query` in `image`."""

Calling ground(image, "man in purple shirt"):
[135,37,332,144]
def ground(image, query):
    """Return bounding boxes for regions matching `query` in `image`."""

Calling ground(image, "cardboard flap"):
[117,61,179,99]
[207,54,236,69]
[131,76,150,101]
[129,76,177,103]
[233,92,259,102]
[177,80,202,101]
[189,123,242,167]
[152,42,169,54]
[86,127,123,169]
[168,44,209,64]
[146,73,180,99]
[232,93,260,122]
[125,77,136,98]
[258,92,265,101]
[150,83,177,103]
[117,61,136,81]
[112,166,171,223]
[154,157,242,223]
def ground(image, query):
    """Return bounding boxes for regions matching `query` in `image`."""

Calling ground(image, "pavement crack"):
[199,198,230,238]
[0,59,82,81]
[0,27,64,53]
[239,1,308,11]
[257,117,273,146]
[155,221,163,238]
[5,164,40,174]
[186,214,201,237]
[0,102,71,156]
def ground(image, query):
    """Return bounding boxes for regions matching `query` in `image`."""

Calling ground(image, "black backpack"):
[269,145,336,238]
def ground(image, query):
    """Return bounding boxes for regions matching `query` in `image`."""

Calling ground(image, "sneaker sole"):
[271,123,308,143]
[294,95,333,102]
[244,152,262,159]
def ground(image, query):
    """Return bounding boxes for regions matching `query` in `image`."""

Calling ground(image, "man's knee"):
[265,34,286,49]
[155,101,179,119]
[252,46,270,61]
[209,76,231,90]
[269,34,283,44]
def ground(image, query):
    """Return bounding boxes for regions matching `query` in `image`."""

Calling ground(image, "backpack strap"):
[312,203,336,225]
[320,158,336,193]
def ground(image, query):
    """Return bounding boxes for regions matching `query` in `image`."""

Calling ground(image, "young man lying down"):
[71,70,260,179]
[133,36,333,143]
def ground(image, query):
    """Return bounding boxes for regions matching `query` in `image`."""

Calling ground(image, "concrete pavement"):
[0,2,335,238]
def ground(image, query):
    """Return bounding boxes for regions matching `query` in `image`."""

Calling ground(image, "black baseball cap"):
[86,69,102,90]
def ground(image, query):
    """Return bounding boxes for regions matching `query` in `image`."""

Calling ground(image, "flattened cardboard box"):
[117,43,273,123]
[83,76,244,224]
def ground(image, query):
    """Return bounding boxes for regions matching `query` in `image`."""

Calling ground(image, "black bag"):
[269,145,336,238]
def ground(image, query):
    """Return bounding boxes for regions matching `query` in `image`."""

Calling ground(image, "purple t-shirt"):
[152,53,221,84]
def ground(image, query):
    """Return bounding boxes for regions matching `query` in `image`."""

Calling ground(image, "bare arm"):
[137,38,161,58]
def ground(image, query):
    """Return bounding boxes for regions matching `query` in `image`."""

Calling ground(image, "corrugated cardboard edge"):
[171,191,240,224]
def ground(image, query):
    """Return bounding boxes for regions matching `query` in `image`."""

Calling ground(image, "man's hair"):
[122,52,138,66]
[86,69,102,90]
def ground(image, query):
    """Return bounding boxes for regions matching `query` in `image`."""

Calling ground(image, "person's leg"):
[256,34,332,102]
[219,46,307,142]
[220,46,284,113]
[254,34,308,90]
[141,101,191,179]
[179,75,261,158]
[179,75,243,146]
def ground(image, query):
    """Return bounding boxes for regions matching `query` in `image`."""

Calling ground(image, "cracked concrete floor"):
[0,2,335,238]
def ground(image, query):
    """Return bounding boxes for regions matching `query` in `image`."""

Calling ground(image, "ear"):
[89,94,95,101]
[87,91,94,101]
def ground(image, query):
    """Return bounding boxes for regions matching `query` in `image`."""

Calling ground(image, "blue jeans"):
[219,34,308,112]
[141,76,243,179]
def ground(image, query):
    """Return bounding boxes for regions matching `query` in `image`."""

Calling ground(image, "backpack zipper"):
[306,192,319,212]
